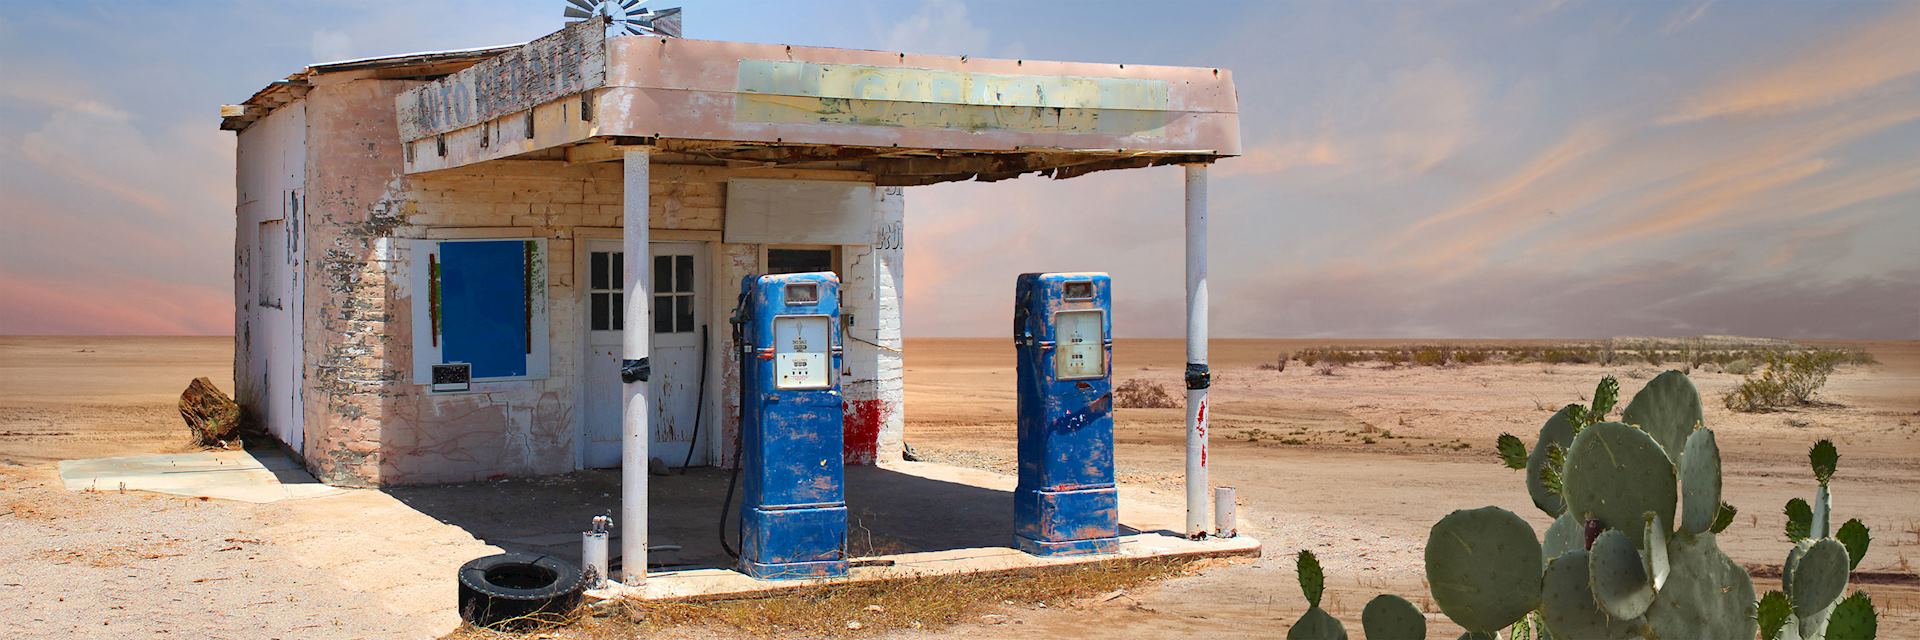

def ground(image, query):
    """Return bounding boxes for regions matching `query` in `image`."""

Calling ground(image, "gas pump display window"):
[1053,310,1105,380]
[772,315,832,389]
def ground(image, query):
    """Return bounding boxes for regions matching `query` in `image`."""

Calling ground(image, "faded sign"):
[395,20,608,142]
[733,60,1171,136]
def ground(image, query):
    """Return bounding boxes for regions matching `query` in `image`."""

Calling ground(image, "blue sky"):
[1,1,1916,338]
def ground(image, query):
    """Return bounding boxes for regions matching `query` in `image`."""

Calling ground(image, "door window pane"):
[675,255,694,293]
[611,293,623,330]
[590,252,608,290]
[590,293,609,331]
[675,295,694,332]
[610,252,623,289]
[654,295,673,333]
[654,255,672,293]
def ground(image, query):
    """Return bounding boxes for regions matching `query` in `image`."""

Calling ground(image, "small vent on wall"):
[431,363,472,393]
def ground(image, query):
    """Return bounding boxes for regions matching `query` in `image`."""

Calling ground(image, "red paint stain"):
[842,399,890,465]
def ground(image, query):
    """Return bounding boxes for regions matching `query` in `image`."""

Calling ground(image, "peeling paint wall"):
[290,76,900,485]
[839,187,906,464]
[234,99,306,455]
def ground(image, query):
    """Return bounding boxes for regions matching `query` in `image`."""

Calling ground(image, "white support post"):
[1183,163,1211,539]
[621,147,653,583]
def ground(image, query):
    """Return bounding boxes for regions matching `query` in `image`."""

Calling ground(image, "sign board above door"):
[394,20,607,143]
[724,179,878,245]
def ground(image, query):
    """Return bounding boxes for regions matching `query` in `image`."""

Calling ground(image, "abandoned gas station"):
[221,19,1251,593]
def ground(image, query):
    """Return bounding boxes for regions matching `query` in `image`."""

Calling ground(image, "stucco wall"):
[233,99,306,454]
[289,77,904,486]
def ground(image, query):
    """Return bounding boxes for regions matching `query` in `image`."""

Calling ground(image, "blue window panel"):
[440,241,528,378]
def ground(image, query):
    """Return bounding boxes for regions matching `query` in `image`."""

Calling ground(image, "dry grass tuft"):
[1112,379,1179,409]
[448,558,1202,639]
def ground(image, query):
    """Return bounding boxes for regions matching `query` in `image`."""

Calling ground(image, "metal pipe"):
[1214,487,1237,538]
[583,515,611,589]
[1183,163,1211,539]
[621,147,653,583]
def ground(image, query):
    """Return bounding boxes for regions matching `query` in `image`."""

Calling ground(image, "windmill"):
[564,0,682,38]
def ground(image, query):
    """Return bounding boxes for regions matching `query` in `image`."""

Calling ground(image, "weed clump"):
[1724,351,1849,412]
[1112,378,1179,409]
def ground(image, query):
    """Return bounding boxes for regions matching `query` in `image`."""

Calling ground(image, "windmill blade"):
[566,0,598,12]
[649,7,682,38]
[563,6,593,19]
[620,0,641,12]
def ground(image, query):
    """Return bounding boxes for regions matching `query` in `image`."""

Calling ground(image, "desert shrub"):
[1382,349,1408,367]
[1413,348,1447,367]
[1312,363,1336,376]
[1112,378,1179,409]
[1455,349,1490,364]
[1327,349,1361,366]
[1639,348,1665,365]
[1724,351,1843,412]
[1543,349,1590,365]
[1723,358,1754,376]
[1300,350,1320,366]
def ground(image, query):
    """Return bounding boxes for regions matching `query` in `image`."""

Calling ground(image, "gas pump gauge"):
[772,315,831,390]
[1053,310,1106,380]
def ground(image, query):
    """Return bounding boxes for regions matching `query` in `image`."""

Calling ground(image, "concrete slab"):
[575,460,1261,601]
[600,530,1261,602]
[57,449,340,503]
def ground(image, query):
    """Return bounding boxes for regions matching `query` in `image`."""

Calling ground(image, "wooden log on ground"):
[179,377,242,446]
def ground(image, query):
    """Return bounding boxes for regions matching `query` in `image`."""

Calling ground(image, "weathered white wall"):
[839,186,907,464]
[234,100,307,454]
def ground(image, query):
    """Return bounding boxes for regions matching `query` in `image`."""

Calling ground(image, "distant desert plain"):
[1,336,1915,637]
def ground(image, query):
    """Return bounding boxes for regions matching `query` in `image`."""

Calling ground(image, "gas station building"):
[222,20,1240,583]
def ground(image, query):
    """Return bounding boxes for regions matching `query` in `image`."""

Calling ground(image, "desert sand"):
[1,335,1915,638]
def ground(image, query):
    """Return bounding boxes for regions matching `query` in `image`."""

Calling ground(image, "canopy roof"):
[226,21,1240,185]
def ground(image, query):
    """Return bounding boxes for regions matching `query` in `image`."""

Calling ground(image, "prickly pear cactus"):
[1286,550,1348,640]
[1561,421,1676,547]
[1762,439,1878,640]
[1361,594,1425,640]
[1425,506,1542,633]
[1619,369,1701,465]
[1295,374,1877,640]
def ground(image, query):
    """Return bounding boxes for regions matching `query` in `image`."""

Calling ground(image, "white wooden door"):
[583,240,708,469]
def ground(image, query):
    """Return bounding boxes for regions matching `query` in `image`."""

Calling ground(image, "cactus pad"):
[1362,594,1425,640]
[1644,512,1670,591]
[1540,550,1643,639]
[1791,538,1850,619]
[1561,422,1677,547]
[1287,606,1347,640]
[1425,506,1543,632]
[1645,531,1757,640]
[1526,405,1581,516]
[1542,512,1582,563]
[1589,529,1655,620]
[1620,370,1701,467]
[1838,518,1871,571]
[1680,428,1722,534]
[1825,591,1878,640]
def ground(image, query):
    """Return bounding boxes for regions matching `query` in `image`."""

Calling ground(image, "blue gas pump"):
[734,272,850,579]
[1013,273,1119,556]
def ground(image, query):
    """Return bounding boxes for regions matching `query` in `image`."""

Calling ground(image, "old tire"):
[457,553,584,630]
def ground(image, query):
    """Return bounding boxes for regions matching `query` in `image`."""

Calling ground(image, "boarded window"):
[257,219,286,309]
[432,240,538,379]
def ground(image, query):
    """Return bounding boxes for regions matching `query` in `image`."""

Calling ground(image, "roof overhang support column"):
[1183,163,1212,539]
[621,146,654,582]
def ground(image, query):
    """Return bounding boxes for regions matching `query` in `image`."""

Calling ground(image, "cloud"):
[1664,3,1920,122]
[879,0,990,56]
[1663,0,1714,35]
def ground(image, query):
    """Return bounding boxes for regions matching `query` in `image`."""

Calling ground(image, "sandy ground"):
[1,335,1916,638]
[905,338,1920,637]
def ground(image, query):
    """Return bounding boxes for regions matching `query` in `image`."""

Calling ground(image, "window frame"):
[410,237,550,385]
